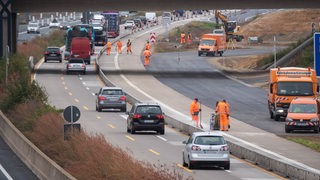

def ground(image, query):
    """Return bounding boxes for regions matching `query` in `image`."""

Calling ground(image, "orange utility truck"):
[198,33,226,56]
[268,67,318,121]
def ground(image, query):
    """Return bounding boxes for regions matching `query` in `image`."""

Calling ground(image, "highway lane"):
[34,13,286,179]
[36,62,285,180]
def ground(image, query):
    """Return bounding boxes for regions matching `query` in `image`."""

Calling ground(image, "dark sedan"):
[44,47,62,63]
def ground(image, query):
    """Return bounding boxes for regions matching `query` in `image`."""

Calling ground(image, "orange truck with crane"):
[198,33,226,56]
[268,67,319,121]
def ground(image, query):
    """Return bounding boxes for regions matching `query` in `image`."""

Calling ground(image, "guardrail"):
[95,40,320,180]
[0,111,76,180]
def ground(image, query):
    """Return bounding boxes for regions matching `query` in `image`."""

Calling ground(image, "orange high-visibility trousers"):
[117,46,122,54]
[219,114,228,131]
[106,48,111,55]
[192,114,199,127]
[144,56,150,65]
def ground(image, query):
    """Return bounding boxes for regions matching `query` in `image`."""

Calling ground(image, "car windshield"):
[69,59,83,63]
[194,136,225,145]
[200,39,215,46]
[136,106,161,114]
[102,89,123,95]
[277,82,313,96]
[29,24,38,27]
[52,19,58,23]
[47,48,59,52]
[289,104,316,113]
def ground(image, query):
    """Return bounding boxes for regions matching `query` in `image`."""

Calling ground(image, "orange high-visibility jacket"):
[190,100,200,115]
[146,43,151,50]
[117,41,122,47]
[216,101,229,114]
[143,49,151,57]
[107,42,112,49]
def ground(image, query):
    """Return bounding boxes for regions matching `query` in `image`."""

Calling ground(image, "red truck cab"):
[70,37,91,64]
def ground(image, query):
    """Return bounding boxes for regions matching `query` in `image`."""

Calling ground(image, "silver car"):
[95,87,127,112]
[66,58,86,75]
[182,132,230,169]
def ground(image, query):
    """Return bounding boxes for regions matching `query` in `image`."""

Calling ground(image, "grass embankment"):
[0,30,186,179]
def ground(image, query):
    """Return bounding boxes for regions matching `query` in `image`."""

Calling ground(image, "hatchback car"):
[44,47,62,63]
[66,58,86,75]
[95,87,127,112]
[182,132,230,170]
[127,102,165,134]
[49,19,60,28]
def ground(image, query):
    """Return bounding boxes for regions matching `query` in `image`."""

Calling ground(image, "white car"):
[27,22,40,34]
[124,20,135,30]
[182,132,230,169]
[49,19,60,28]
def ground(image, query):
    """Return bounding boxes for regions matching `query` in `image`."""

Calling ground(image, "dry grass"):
[12,102,185,180]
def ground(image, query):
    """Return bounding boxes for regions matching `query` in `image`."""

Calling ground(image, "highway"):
[33,11,288,179]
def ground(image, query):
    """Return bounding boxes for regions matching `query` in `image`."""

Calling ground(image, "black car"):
[137,16,147,25]
[127,102,165,134]
[44,47,62,63]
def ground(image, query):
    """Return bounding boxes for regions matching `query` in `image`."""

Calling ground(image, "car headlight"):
[310,118,319,122]
[286,118,293,122]
[277,109,284,113]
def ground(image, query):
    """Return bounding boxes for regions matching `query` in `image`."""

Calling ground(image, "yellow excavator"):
[214,10,244,42]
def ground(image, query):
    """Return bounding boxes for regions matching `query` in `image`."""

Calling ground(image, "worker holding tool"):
[215,99,230,131]
[145,40,151,50]
[190,98,201,128]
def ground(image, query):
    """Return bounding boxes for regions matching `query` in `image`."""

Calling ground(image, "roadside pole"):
[273,35,277,68]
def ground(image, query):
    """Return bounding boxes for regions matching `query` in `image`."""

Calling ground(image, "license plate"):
[296,122,307,126]
[144,120,154,123]
[50,54,56,56]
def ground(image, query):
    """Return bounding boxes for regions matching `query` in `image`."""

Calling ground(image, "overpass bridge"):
[0,0,319,57]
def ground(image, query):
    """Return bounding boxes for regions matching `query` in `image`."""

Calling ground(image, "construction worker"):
[116,40,122,54]
[187,32,192,43]
[190,98,201,127]
[126,39,132,54]
[106,41,112,55]
[143,47,151,66]
[215,99,230,131]
[145,41,151,50]
[180,32,186,44]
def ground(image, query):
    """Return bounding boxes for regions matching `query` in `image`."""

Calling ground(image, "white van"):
[145,12,157,24]
[27,22,40,34]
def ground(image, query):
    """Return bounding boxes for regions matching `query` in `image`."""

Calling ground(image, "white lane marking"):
[156,135,167,142]
[0,163,13,180]
[120,115,128,119]
[86,87,90,90]
[92,93,96,96]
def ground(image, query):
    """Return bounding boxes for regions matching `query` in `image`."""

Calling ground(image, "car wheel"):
[98,106,102,112]
[66,70,69,75]
[285,126,291,133]
[223,162,230,170]
[83,71,86,75]
[274,115,280,121]
[45,59,47,62]
[159,129,165,135]
[187,156,194,169]
[198,52,201,56]
[59,60,62,63]
[182,154,188,167]
[130,124,135,134]
[95,105,98,111]
[127,126,130,133]
[314,126,319,133]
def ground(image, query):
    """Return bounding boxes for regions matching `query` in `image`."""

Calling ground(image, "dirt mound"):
[241,9,320,44]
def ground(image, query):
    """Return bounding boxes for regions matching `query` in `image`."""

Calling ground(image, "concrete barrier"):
[0,111,76,180]
[96,58,320,180]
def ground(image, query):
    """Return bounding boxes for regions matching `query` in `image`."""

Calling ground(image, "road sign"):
[63,105,81,123]
[150,32,156,43]
[314,33,320,77]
